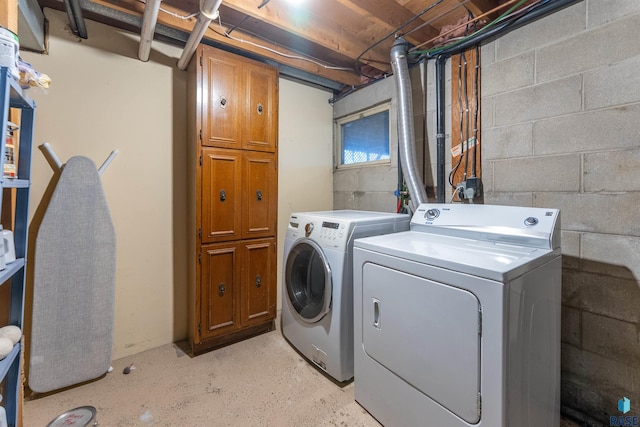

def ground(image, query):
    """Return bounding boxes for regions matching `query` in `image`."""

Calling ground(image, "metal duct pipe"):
[177,0,223,70]
[63,0,87,38]
[435,55,446,203]
[138,0,162,61]
[390,37,428,210]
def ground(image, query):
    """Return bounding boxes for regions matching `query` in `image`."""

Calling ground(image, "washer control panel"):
[287,215,350,250]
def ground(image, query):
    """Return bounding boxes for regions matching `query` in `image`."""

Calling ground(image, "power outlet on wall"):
[456,177,483,200]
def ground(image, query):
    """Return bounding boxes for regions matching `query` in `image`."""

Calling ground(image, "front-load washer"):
[353,203,561,426]
[282,210,410,382]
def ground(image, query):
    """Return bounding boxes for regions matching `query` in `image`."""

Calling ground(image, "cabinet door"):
[201,148,242,243]
[242,152,277,239]
[200,242,242,340]
[202,47,242,148]
[244,63,278,152]
[241,238,276,325]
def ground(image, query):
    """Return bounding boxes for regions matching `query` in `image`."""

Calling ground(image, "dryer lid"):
[361,262,481,424]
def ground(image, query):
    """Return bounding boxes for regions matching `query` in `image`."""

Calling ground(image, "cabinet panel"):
[242,152,277,239]
[244,64,277,152]
[201,148,242,243]
[202,48,242,148]
[200,243,242,339]
[241,238,276,325]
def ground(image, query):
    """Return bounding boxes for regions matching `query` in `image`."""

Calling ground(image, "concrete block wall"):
[333,75,399,212]
[333,62,452,212]
[481,0,640,422]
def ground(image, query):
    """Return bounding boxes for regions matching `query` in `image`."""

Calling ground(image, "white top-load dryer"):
[282,210,410,382]
[353,203,561,426]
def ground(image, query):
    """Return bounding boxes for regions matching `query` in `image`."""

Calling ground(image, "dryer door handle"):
[372,298,381,329]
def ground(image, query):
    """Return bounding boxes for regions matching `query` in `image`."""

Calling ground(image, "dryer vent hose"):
[391,37,428,210]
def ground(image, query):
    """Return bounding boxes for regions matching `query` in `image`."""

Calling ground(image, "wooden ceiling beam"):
[219,0,392,72]
[88,0,362,87]
[463,0,501,20]
[334,0,440,46]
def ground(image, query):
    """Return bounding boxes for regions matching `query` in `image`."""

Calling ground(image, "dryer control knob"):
[524,217,539,227]
[305,222,314,237]
[425,209,440,220]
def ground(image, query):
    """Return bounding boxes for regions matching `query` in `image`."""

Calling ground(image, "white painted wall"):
[277,78,334,311]
[21,9,334,360]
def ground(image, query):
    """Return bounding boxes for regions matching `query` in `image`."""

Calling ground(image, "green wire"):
[412,0,530,55]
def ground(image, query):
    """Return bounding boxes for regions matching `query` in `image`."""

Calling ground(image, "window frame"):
[334,102,392,169]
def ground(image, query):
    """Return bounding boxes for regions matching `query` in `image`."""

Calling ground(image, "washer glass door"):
[285,238,332,323]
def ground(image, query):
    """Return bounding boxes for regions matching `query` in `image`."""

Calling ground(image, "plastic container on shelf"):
[0,27,18,80]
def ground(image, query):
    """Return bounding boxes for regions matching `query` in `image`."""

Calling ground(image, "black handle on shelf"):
[220,190,226,202]
[257,103,263,115]
[256,275,262,288]
[256,190,263,201]
[218,283,225,296]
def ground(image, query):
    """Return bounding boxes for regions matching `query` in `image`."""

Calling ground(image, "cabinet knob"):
[220,190,226,202]
[218,282,225,296]
[256,190,263,201]
[220,96,227,108]
[257,103,263,115]
[256,275,262,288]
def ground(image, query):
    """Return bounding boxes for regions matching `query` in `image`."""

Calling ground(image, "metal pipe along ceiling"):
[138,0,162,61]
[391,37,428,210]
[62,0,87,39]
[177,0,224,70]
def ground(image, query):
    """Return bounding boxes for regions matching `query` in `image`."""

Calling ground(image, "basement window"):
[336,103,390,167]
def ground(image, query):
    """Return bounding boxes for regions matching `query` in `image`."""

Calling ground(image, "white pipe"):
[98,150,119,176]
[138,0,163,62]
[177,0,223,70]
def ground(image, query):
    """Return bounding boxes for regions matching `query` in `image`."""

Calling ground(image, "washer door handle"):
[372,298,381,329]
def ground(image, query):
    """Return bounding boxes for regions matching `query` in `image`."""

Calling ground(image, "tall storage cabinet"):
[0,67,35,426]
[188,46,278,354]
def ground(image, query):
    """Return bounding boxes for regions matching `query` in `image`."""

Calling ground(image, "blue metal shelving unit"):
[0,66,34,427]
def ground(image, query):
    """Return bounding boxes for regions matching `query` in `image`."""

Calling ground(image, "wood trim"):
[0,0,18,32]
[190,320,273,355]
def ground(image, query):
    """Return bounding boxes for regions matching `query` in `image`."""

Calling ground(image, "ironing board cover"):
[29,156,116,393]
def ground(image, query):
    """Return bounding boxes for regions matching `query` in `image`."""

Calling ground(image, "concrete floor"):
[25,328,583,426]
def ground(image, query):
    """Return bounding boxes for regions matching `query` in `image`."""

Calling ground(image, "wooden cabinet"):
[189,45,278,354]
[199,238,276,342]
[201,47,277,152]
[201,148,277,243]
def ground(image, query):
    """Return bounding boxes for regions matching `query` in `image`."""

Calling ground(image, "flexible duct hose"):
[391,38,428,209]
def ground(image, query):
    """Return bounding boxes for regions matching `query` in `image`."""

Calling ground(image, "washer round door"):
[285,238,332,323]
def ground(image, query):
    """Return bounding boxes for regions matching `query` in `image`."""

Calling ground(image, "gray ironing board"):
[29,156,116,393]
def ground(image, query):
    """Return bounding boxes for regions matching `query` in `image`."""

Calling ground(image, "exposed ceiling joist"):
[35,0,513,90]
[87,0,363,86]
